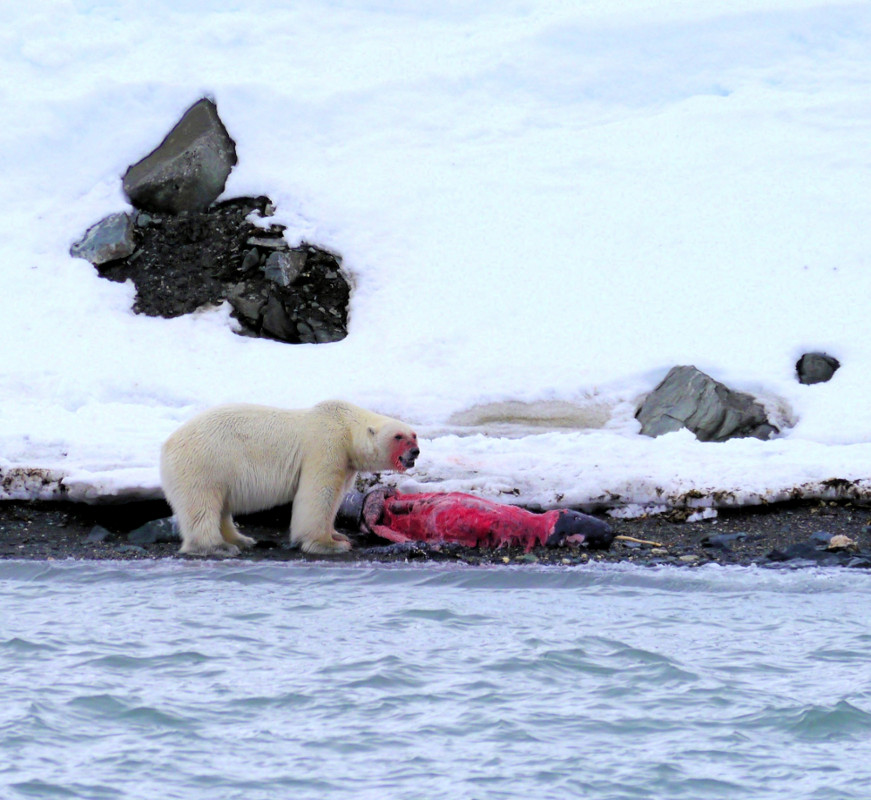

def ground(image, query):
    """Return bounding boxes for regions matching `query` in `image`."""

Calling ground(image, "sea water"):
[1,560,870,800]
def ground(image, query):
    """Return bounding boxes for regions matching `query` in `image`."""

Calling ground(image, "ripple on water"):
[77,650,214,671]
[397,606,492,625]
[10,778,120,799]
[67,694,194,730]
[1,637,63,654]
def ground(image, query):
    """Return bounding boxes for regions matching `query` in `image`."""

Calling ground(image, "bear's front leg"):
[290,467,353,554]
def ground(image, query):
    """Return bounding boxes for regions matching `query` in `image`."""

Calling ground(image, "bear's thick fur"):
[160,401,419,556]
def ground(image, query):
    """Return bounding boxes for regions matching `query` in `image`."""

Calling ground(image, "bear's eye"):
[394,434,403,441]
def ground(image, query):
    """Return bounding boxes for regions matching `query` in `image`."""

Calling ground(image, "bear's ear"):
[367,426,376,437]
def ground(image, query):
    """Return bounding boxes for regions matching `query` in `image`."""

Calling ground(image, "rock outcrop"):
[70,99,350,344]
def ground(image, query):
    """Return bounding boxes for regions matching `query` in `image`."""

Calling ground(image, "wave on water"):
[737,699,871,742]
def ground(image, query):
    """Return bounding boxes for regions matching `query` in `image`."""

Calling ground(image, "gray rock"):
[767,542,840,564]
[127,517,180,545]
[86,525,114,543]
[636,365,777,442]
[122,98,237,214]
[115,544,147,554]
[70,212,137,265]
[295,319,315,342]
[247,235,288,250]
[263,250,306,287]
[314,324,346,344]
[261,295,300,341]
[701,532,747,550]
[226,283,266,326]
[809,530,834,546]
[796,352,840,385]
[240,248,261,271]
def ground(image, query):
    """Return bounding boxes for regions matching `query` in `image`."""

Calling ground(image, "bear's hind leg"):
[220,512,257,551]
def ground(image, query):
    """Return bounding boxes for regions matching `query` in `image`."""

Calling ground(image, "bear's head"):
[366,420,419,473]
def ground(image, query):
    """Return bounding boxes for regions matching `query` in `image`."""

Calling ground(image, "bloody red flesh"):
[362,489,566,553]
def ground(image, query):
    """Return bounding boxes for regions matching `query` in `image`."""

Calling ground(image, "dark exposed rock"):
[809,530,835,546]
[701,531,747,550]
[248,235,287,250]
[70,212,137,265]
[95,197,254,317]
[122,98,237,214]
[85,525,114,543]
[127,517,180,546]
[241,248,260,271]
[796,352,840,385]
[767,541,842,564]
[263,250,306,287]
[766,530,866,564]
[636,365,778,442]
[115,544,147,554]
[93,196,350,344]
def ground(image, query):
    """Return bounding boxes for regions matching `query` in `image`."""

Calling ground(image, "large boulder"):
[796,352,840,385]
[122,98,237,214]
[636,365,777,442]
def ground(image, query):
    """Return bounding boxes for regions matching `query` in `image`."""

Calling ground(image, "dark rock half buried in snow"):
[796,352,840,385]
[636,365,778,442]
[122,98,237,214]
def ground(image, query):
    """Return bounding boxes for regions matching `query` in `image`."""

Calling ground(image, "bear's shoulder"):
[310,400,381,426]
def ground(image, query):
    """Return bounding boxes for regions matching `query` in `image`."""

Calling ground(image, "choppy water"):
[2,560,871,800]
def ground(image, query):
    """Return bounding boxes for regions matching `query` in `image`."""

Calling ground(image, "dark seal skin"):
[548,510,615,550]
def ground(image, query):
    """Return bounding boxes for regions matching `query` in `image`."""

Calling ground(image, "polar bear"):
[160,400,419,556]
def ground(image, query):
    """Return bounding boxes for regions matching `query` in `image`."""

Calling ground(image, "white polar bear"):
[159,400,419,556]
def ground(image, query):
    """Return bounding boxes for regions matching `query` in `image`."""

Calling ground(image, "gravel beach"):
[2,498,870,569]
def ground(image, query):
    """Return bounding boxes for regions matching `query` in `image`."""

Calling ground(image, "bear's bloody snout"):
[399,446,419,469]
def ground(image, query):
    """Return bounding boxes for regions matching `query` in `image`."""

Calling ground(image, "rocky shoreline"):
[1,498,870,569]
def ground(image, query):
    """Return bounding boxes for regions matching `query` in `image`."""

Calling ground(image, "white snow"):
[2,1,871,513]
